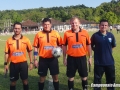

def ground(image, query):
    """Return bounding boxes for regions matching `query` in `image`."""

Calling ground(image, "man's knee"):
[22,79,28,85]
[39,76,46,83]
[81,77,87,81]
[52,75,59,82]
[10,81,17,86]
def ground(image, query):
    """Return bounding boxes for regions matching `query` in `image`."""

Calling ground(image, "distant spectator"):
[116,25,120,34]
[109,25,112,32]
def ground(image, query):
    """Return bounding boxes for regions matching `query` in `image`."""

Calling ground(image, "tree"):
[102,11,118,25]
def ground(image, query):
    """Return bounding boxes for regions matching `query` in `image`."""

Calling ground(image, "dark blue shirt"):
[91,31,116,65]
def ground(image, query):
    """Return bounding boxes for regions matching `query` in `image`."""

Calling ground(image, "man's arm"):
[87,45,92,65]
[4,53,9,76]
[63,45,67,66]
[87,45,92,58]
[4,53,9,63]
[91,34,95,51]
[28,50,33,70]
[111,34,116,49]
[33,47,39,68]
[33,47,38,60]
[28,51,33,63]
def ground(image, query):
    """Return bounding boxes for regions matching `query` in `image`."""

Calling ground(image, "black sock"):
[68,80,74,90]
[82,80,88,90]
[53,81,59,90]
[10,85,16,90]
[38,82,44,90]
[23,84,29,90]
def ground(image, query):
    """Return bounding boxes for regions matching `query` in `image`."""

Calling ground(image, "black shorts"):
[10,61,28,81]
[66,55,88,78]
[38,57,59,76]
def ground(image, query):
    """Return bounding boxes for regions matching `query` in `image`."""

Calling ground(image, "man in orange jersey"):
[33,18,62,90]
[4,22,33,90]
[63,17,92,90]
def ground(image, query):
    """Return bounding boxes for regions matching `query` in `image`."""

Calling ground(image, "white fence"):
[0,28,98,36]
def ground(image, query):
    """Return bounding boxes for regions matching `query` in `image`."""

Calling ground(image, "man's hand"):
[34,59,39,68]
[63,58,67,66]
[88,57,92,65]
[4,65,8,78]
[88,57,92,72]
[29,62,33,70]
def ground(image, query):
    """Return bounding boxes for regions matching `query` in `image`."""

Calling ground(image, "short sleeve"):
[5,40,9,54]
[86,31,91,45]
[26,38,32,52]
[56,32,63,46]
[63,32,68,46]
[91,34,95,51]
[111,34,116,48]
[33,34,39,48]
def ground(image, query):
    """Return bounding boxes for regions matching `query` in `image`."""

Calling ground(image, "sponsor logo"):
[51,36,57,38]
[72,44,82,48]
[12,52,24,56]
[68,36,73,38]
[108,38,112,43]
[44,46,54,50]
[10,77,15,79]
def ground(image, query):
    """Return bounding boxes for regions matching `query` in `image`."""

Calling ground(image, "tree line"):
[0,0,120,27]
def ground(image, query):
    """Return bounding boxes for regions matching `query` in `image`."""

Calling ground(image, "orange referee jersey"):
[33,30,62,58]
[63,29,91,57]
[5,35,32,63]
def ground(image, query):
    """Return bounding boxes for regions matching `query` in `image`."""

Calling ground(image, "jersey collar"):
[72,27,82,33]
[98,30,108,36]
[43,29,52,33]
[12,34,23,40]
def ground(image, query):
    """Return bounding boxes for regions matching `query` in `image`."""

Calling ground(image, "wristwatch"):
[30,62,33,64]
[4,62,7,65]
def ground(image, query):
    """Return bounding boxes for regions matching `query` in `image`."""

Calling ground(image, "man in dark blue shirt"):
[91,19,116,90]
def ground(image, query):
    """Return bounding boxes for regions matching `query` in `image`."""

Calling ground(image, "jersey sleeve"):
[63,32,68,46]
[91,34,95,51]
[56,32,63,46]
[86,31,91,45]
[26,38,32,52]
[5,40,10,54]
[111,34,116,48]
[33,34,39,48]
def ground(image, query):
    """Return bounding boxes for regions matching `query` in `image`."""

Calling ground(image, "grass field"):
[0,30,120,90]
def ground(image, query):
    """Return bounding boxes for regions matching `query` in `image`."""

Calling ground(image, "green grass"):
[0,30,120,90]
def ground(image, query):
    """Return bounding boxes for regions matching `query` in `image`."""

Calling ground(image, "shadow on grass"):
[0,69,68,90]
[0,73,39,90]
[0,62,94,90]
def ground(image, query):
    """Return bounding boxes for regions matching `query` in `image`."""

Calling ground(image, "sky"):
[0,0,111,11]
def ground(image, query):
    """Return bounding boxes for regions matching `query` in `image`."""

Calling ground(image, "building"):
[21,20,38,31]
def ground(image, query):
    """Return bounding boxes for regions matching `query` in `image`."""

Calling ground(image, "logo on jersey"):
[10,77,15,80]
[12,52,24,56]
[44,46,54,50]
[108,38,112,43]
[72,44,83,48]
